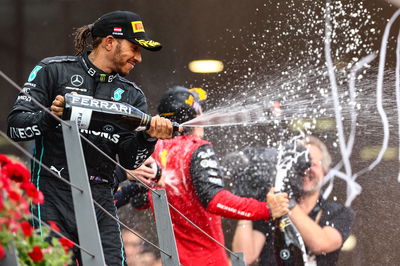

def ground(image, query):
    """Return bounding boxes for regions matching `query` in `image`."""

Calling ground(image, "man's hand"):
[145,116,174,139]
[50,95,65,117]
[266,187,289,220]
[126,157,159,187]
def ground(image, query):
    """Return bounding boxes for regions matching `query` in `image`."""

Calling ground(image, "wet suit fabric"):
[115,135,271,266]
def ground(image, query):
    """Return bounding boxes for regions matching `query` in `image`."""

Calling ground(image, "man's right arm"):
[7,62,59,141]
[289,203,354,254]
[190,144,288,221]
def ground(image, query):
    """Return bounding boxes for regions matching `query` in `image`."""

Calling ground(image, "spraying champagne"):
[273,141,310,266]
[181,100,282,127]
[62,93,180,133]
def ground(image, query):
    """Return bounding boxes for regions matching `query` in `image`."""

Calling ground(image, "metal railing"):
[0,70,246,266]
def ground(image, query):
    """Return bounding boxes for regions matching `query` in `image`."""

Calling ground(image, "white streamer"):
[352,9,400,180]
[396,29,400,182]
[323,2,400,206]
[346,54,377,156]
[324,0,354,188]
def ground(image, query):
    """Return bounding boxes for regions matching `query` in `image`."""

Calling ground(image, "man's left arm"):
[289,204,355,254]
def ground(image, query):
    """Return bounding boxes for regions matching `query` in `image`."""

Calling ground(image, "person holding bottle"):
[114,86,290,266]
[7,10,175,266]
[232,136,355,266]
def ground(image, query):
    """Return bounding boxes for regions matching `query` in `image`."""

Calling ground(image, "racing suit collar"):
[80,51,117,83]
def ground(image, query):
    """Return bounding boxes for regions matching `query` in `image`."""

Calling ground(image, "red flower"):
[1,163,30,183]
[8,219,20,234]
[59,237,74,252]
[0,175,11,192]
[19,199,30,214]
[20,182,44,204]
[0,154,11,167]
[0,244,5,259]
[7,190,21,202]
[20,220,33,237]
[20,182,36,195]
[48,221,61,233]
[10,209,22,220]
[28,246,44,262]
[32,190,44,204]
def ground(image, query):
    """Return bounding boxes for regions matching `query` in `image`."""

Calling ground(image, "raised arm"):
[191,144,289,221]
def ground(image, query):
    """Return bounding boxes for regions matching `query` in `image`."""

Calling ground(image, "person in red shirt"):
[115,86,289,266]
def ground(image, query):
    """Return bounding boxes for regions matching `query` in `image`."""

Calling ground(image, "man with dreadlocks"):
[7,10,175,266]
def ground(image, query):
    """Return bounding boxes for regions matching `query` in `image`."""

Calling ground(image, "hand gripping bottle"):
[62,93,179,133]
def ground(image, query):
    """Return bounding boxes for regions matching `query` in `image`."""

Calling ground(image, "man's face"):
[112,39,142,76]
[302,144,325,195]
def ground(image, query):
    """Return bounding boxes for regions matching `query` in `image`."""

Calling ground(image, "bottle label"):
[70,107,93,129]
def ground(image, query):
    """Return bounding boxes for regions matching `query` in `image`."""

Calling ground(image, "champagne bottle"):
[274,214,307,266]
[148,162,162,183]
[273,141,309,266]
[62,93,179,133]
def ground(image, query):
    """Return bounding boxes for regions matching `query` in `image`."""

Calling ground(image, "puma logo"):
[50,166,65,176]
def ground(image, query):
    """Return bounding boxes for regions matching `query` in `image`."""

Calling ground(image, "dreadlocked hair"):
[72,23,102,55]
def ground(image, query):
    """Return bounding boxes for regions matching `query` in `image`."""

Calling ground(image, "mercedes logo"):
[102,124,115,133]
[280,249,290,260]
[71,74,84,87]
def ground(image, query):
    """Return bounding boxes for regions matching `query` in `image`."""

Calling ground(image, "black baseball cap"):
[92,10,162,51]
[158,86,207,124]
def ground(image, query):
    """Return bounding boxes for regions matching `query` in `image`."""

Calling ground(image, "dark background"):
[1,0,400,265]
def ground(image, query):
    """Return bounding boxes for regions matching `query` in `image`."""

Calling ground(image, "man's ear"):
[103,35,115,51]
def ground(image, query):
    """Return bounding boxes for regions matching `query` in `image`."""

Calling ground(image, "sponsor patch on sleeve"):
[28,66,42,82]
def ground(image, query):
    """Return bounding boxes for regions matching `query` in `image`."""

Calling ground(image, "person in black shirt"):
[7,10,175,266]
[232,136,355,265]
